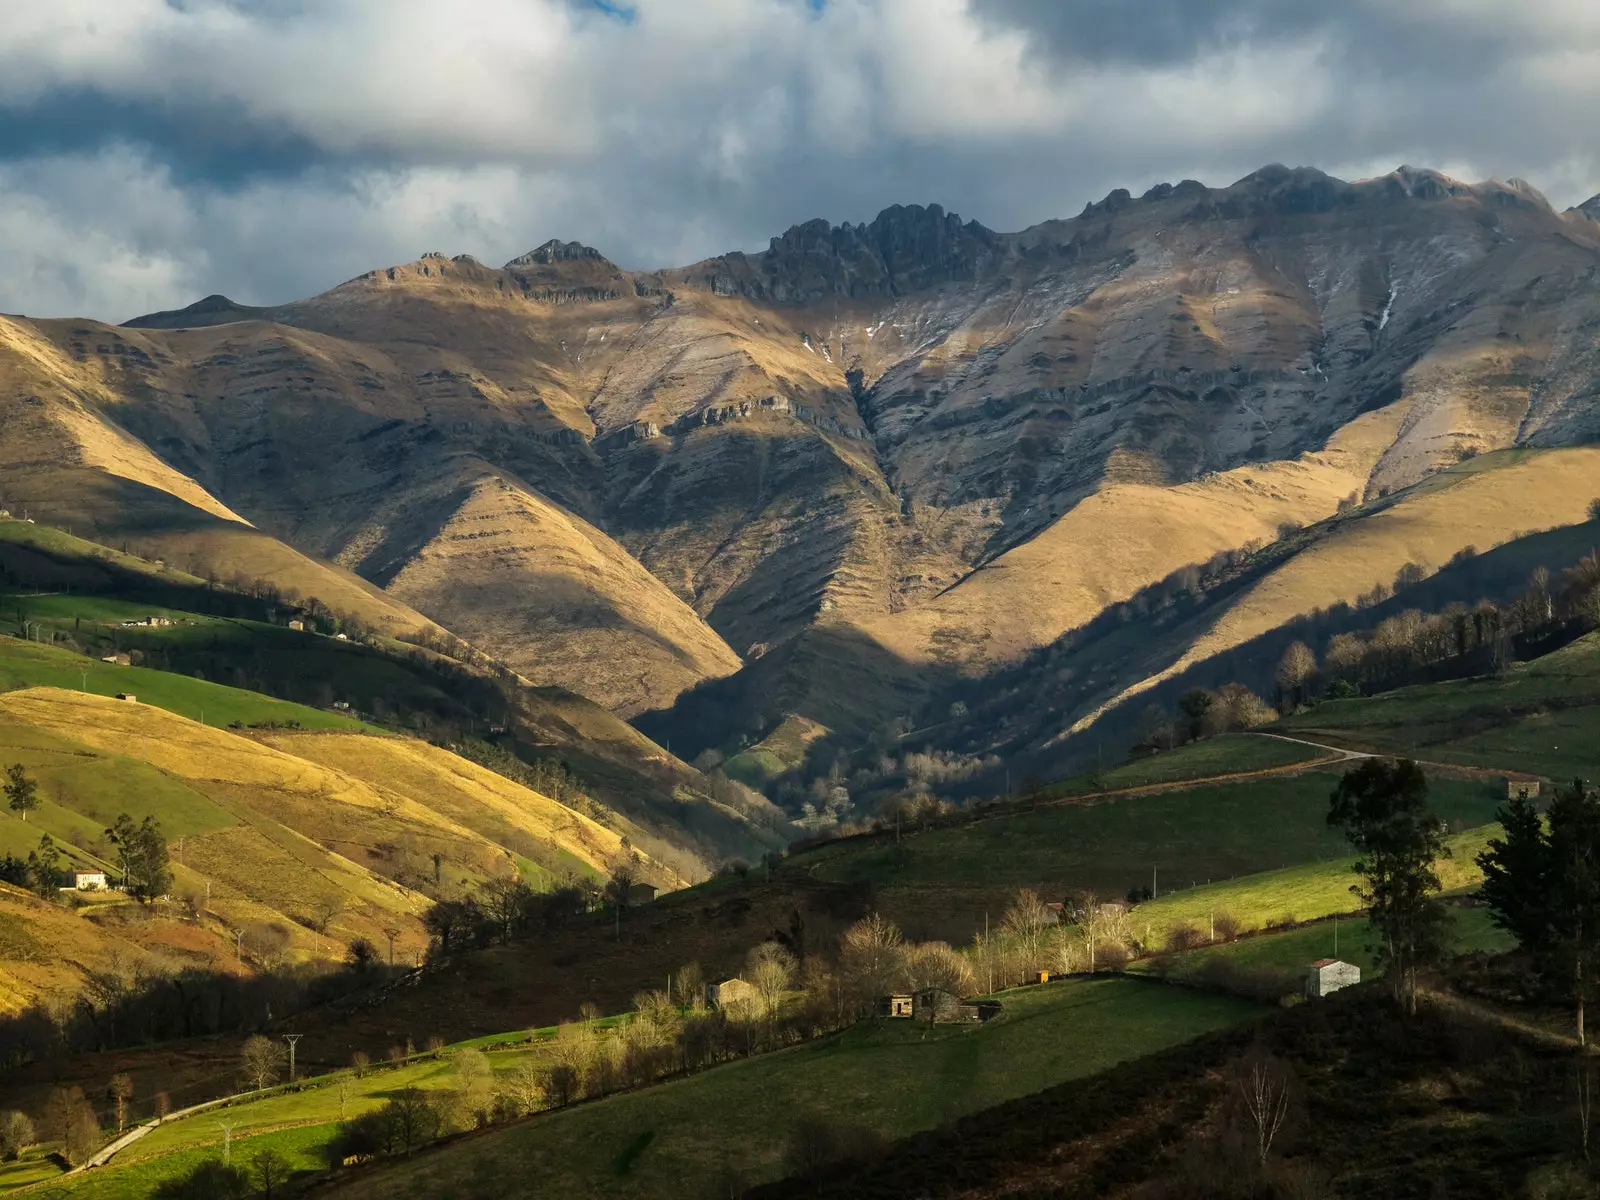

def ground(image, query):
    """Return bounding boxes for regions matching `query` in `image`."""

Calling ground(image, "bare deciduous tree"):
[1002,889,1056,978]
[838,913,906,1008]
[747,943,797,1020]
[107,1073,133,1132]
[1230,1047,1299,1169]
[240,1035,284,1091]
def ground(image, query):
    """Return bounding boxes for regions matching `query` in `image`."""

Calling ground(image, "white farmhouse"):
[70,870,109,891]
[1305,958,1360,998]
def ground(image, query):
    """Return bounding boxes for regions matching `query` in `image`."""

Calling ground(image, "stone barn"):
[879,994,914,1018]
[913,988,992,1024]
[1305,959,1361,998]
[1505,773,1542,800]
[708,977,758,1009]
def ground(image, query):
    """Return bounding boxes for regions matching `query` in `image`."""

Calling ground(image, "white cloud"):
[0,0,1596,320]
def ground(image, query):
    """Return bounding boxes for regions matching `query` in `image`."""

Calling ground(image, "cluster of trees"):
[1479,778,1600,1043]
[0,946,404,1071]
[1315,555,1600,697]
[0,833,63,895]
[106,812,172,903]
[1137,682,1279,753]
[423,879,596,956]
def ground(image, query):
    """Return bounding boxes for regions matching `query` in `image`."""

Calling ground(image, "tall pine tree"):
[1328,758,1450,1015]
[1478,779,1600,1045]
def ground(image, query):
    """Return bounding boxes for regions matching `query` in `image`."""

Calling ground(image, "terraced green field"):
[0,638,367,732]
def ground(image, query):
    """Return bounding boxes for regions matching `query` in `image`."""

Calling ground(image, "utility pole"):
[234,929,244,964]
[284,1034,303,1082]
[1152,866,1158,900]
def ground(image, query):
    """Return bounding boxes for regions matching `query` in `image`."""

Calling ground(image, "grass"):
[1133,905,1516,987]
[1279,631,1600,781]
[1041,733,1325,798]
[794,770,1504,942]
[0,637,369,732]
[1127,822,1501,946]
[26,981,1260,1198]
[311,978,1261,1200]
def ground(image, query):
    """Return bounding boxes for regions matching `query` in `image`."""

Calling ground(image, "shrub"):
[1212,911,1241,942]
[0,1111,33,1161]
[1590,497,1600,522]
[1165,923,1207,951]
[151,1161,250,1199]
[1096,941,1132,969]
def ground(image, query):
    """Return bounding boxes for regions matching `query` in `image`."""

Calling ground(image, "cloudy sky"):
[4,0,1598,322]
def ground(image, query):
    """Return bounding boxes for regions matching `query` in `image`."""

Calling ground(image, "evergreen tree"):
[1328,759,1450,1015]
[3,764,38,822]
[106,814,172,903]
[1478,779,1600,1045]
[1546,780,1600,1045]
[1478,789,1550,948]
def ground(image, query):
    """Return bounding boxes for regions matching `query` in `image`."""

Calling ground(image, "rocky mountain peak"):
[1575,193,1600,221]
[722,202,1000,304]
[504,240,612,269]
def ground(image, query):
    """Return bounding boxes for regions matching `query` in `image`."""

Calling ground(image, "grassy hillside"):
[304,979,1259,1200]
[1278,630,1600,781]
[794,768,1503,942]
[1134,906,1515,989]
[0,685,643,1014]
[0,637,368,731]
[0,519,785,875]
[1127,821,1502,947]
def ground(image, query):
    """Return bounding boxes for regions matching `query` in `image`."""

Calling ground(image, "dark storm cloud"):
[0,0,1595,322]
[967,0,1331,67]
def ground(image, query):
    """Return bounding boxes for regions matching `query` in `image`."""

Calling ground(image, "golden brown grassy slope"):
[0,688,656,1009]
[1071,445,1600,733]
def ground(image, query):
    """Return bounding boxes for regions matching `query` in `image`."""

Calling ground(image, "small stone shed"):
[1505,773,1542,800]
[880,993,914,1018]
[913,988,999,1024]
[708,977,758,1009]
[1305,958,1361,999]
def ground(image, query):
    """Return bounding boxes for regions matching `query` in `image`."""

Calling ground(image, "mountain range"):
[4,162,1600,784]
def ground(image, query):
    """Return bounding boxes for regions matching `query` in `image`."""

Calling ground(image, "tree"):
[1001,889,1055,977]
[105,813,171,903]
[746,942,796,1021]
[0,1110,34,1161]
[151,1160,249,1199]
[240,1035,284,1091]
[4,764,38,822]
[423,897,481,957]
[838,914,905,1008]
[26,834,61,896]
[107,1073,134,1133]
[1479,779,1600,1045]
[1177,689,1214,743]
[1544,780,1600,1045]
[346,938,379,973]
[478,876,532,945]
[1478,789,1550,950]
[1328,759,1450,1014]
[1590,497,1600,522]
[1275,642,1318,712]
[1226,1046,1299,1169]
[447,1048,495,1130]
[251,1147,291,1199]
[503,1059,545,1117]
